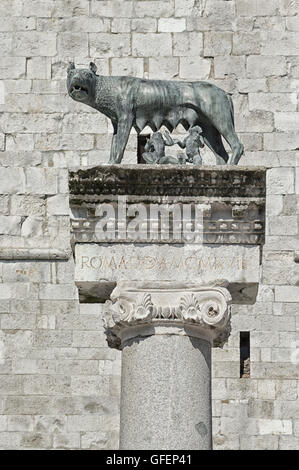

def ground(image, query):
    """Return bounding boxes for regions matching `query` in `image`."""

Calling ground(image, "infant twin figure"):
[142,126,204,165]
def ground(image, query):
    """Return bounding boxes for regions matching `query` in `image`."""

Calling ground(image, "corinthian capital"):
[104,281,231,348]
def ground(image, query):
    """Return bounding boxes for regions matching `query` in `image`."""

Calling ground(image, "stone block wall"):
[0,0,298,449]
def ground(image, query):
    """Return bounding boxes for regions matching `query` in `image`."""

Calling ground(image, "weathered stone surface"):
[249,93,297,113]
[0,168,25,194]
[12,32,57,56]
[0,57,26,79]
[0,196,9,215]
[57,32,88,56]
[173,32,203,56]
[132,33,172,57]
[267,168,294,195]
[0,113,61,134]
[262,32,299,56]
[111,58,144,78]
[274,113,299,132]
[233,32,261,55]
[75,243,260,302]
[90,0,134,18]
[0,133,5,150]
[264,133,299,151]
[134,1,174,18]
[158,18,186,33]
[111,18,131,34]
[275,286,299,303]
[187,1,235,31]
[131,18,157,33]
[174,0,195,17]
[204,32,232,56]
[180,57,211,79]
[214,57,246,79]
[6,134,35,152]
[148,57,179,80]
[240,435,279,450]
[259,419,292,435]
[25,168,58,195]
[47,194,69,216]
[236,111,274,133]
[236,0,280,16]
[120,330,211,450]
[246,56,286,78]
[89,33,131,57]
[69,165,266,198]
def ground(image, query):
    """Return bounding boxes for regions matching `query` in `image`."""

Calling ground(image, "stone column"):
[105,281,231,450]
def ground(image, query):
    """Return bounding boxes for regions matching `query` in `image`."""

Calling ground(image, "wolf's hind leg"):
[202,124,229,165]
[225,132,244,165]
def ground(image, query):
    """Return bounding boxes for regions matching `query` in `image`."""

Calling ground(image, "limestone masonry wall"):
[0,0,298,449]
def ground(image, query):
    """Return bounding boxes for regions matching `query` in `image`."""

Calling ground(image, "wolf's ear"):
[89,62,97,74]
[67,62,75,73]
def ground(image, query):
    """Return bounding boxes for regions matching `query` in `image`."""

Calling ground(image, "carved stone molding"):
[0,247,71,260]
[70,203,265,246]
[104,281,232,349]
[69,165,266,198]
[69,166,266,247]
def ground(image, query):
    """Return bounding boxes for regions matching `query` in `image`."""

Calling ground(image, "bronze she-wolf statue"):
[67,62,244,165]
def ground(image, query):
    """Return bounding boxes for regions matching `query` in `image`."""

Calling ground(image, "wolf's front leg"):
[108,115,133,164]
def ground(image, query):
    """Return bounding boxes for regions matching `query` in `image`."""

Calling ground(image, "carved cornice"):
[104,282,232,349]
[69,165,266,247]
[69,165,266,198]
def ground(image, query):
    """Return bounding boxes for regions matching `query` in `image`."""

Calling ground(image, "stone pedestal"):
[69,165,266,450]
[105,282,231,450]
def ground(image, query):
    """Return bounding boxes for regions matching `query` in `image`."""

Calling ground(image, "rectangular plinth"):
[70,165,266,304]
[69,165,266,246]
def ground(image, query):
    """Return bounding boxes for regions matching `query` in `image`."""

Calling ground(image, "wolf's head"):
[67,62,98,105]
